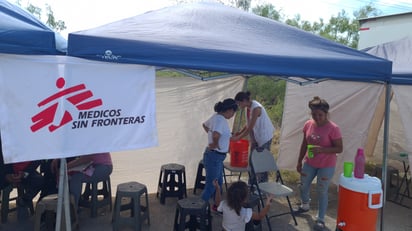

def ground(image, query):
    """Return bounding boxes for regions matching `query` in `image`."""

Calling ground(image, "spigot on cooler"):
[336,221,346,231]
[337,221,346,227]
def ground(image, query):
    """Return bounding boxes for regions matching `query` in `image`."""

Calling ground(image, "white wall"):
[278,79,385,183]
[358,12,412,49]
[110,76,245,193]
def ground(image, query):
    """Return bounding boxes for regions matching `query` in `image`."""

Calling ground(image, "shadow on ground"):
[1,184,411,231]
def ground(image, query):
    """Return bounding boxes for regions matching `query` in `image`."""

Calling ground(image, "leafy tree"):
[317,4,379,48]
[235,0,251,11]
[253,3,379,49]
[252,3,281,21]
[15,1,66,32]
[249,3,381,127]
[245,77,286,128]
[44,5,66,32]
[284,15,315,32]
[217,0,251,11]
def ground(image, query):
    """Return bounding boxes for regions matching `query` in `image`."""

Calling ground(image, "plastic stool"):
[33,194,79,231]
[112,181,150,231]
[373,165,399,199]
[193,160,206,194]
[79,176,112,217]
[1,184,35,223]
[1,185,17,223]
[173,197,211,231]
[157,163,187,204]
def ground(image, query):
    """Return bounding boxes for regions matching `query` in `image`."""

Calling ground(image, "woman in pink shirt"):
[295,96,343,231]
[52,152,112,207]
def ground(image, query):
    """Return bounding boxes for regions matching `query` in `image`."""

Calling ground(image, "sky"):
[14,0,412,38]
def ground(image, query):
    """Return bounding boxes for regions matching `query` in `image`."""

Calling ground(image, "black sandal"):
[314,220,325,230]
[293,207,309,214]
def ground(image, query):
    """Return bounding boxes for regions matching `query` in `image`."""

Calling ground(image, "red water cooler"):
[336,174,383,231]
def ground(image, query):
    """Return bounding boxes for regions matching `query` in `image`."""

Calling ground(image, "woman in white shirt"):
[201,98,238,205]
[234,91,275,183]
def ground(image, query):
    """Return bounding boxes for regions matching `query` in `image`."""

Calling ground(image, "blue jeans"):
[300,163,335,221]
[69,164,113,206]
[201,148,226,202]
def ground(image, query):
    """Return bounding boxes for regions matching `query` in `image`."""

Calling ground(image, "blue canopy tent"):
[67,2,395,230]
[0,0,66,54]
[67,2,391,84]
[0,1,68,230]
[364,37,412,229]
[364,36,412,85]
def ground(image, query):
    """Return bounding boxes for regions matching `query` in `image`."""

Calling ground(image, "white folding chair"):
[222,162,250,192]
[249,149,298,230]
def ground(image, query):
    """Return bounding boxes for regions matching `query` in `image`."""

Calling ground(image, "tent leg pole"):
[63,160,72,231]
[380,83,391,231]
[56,159,72,231]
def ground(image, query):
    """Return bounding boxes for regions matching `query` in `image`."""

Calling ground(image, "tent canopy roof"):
[364,36,412,85]
[68,2,392,83]
[0,0,66,55]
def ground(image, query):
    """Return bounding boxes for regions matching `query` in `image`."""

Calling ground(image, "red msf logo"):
[30,77,103,132]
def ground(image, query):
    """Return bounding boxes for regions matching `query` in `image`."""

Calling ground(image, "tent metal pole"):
[380,83,391,231]
[56,158,65,231]
[55,158,72,231]
[63,161,72,231]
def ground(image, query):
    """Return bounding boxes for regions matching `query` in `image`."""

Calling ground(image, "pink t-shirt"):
[90,152,112,166]
[303,120,342,168]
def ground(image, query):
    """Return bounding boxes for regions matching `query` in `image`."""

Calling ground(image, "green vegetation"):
[245,77,286,129]
[156,70,186,78]
[15,1,66,32]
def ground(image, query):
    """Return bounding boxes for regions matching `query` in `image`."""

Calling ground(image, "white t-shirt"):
[250,100,275,147]
[217,200,253,231]
[203,113,231,153]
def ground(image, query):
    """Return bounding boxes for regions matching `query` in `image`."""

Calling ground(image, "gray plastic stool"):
[79,176,112,217]
[112,181,150,231]
[33,194,79,231]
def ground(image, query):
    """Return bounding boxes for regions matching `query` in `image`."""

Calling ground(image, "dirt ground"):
[1,178,411,231]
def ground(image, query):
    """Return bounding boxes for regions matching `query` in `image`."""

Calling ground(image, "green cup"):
[343,161,353,177]
[307,145,315,158]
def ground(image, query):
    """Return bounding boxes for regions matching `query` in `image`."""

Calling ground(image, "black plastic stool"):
[173,197,211,231]
[79,176,112,217]
[157,163,187,204]
[193,160,206,195]
[373,165,400,200]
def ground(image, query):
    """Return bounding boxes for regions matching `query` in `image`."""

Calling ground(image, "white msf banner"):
[0,54,157,163]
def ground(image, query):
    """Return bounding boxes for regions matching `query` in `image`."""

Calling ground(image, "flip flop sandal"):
[314,220,325,230]
[293,207,309,214]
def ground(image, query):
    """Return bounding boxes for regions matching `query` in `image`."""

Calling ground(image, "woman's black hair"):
[308,96,329,113]
[227,181,249,216]
[234,91,251,102]
[214,98,238,113]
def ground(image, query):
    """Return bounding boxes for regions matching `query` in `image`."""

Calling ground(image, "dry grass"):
[269,129,301,184]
